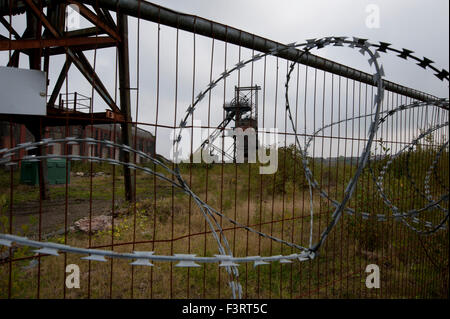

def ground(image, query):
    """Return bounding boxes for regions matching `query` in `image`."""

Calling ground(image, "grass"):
[0,145,448,299]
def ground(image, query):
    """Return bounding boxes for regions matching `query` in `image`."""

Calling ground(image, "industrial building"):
[0,121,156,163]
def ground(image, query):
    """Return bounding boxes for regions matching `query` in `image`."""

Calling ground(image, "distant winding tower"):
[224,86,260,161]
[195,85,260,163]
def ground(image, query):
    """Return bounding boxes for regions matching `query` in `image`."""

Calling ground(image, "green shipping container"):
[20,159,70,185]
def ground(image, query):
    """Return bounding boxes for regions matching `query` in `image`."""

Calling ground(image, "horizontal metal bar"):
[44,40,116,55]
[0,35,116,50]
[78,0,439,102]
[67,0,121,41]
[64,27,103,37]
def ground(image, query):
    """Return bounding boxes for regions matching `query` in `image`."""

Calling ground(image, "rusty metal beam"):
[26,123,50,200]
[0,35,116,50]
[117,12,134,202]
[44,40,116,55]
[0,15,20,39]
[23,0,59,38]
[26,6,49,200]
[48,59,72,107]
[64,26,103,37]
[99,6,117,30]
[69,49,121,113]
[6,49,20,66]
[67,0,120,41]
[0,110,125,127]
[1,22,33,59]
[1,16,33,65]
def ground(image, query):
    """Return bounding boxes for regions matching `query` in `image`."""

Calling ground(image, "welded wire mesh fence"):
[0,1,448,299]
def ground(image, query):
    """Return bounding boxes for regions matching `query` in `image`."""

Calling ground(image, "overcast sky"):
[0,0,448,159]
[149,0,449,96]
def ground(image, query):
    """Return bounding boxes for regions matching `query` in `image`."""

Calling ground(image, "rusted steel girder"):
[0,35,116,50]
[67,0,120,41]
[44,40,116,55]
[0,15,20,38]
[26,6,50,200]
[47,59,72,107]
[117,12,135,202]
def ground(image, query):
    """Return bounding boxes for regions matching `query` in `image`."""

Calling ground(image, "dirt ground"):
[10,198,118,238]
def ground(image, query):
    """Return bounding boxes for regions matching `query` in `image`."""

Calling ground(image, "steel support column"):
[117,12,134,202]
[26,7,49,200]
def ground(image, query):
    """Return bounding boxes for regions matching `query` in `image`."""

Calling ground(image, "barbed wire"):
[0,36,448,298]
[281,37,448,251]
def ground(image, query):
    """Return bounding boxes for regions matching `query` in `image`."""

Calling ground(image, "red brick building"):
[0,122,155,163]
